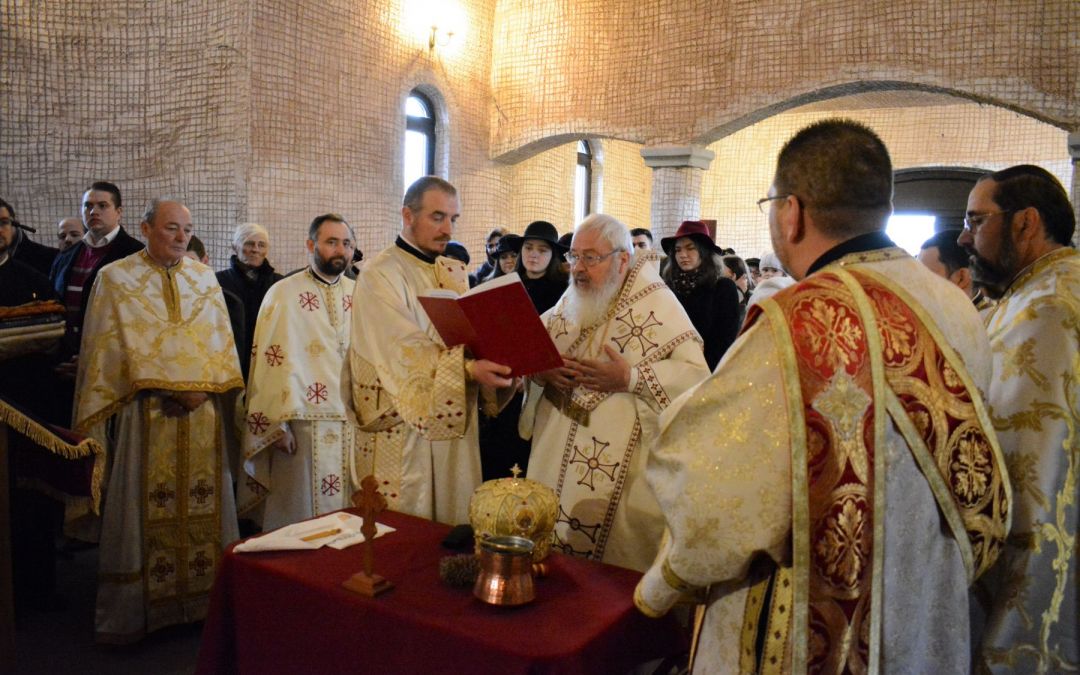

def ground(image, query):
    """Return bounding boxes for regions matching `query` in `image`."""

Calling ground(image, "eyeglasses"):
[756,194,791,214]
[0,218,12,228]
[565,250,620,267]
[963,210,1013,233]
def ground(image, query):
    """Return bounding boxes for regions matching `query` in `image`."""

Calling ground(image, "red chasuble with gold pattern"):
[739,267,1010,674]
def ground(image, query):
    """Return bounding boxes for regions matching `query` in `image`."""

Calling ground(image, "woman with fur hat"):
[660,220,741,370]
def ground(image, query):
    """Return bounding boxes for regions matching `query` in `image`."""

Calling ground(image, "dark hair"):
[980,165,1075,246]
[443,241,470,265]
[308,213,351,242]
[629,228,653,242]
[485,227,507,242]
[661,242,723,287]
[0,197,15,220]
[514,239,568,283]
[186,234,206,259]
[85,181,122,208]
[721,255,748,280]
[920,230,969,276]
[403,176,457,213]
[773,118,893,238]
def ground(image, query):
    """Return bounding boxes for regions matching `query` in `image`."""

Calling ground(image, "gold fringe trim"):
[0,398,104,514]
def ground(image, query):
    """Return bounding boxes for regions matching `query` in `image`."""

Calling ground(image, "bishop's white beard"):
[563,265,623,329]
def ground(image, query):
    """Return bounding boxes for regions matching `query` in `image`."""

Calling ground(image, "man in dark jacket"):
[50,182,144,393]
[216,222,282,380]
[0,197,59,277]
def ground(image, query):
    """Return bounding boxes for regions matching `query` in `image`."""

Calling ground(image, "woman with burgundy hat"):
[660,220,741,370]
[477,221,568,481]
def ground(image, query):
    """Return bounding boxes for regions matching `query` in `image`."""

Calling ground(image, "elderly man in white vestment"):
[634,120,1011,673]
[349,176,514,524]
[958,165,1079,673]
[237,214,358,530]
[520,214,709,572]
[74,199,243,643]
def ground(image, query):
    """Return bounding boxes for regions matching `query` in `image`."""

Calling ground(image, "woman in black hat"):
[660,220,741,370]
[509,220,569,314]
[481,234,521,283]
[477,222,568,481]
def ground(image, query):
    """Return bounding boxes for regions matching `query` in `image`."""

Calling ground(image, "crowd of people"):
[0,116,1077,672]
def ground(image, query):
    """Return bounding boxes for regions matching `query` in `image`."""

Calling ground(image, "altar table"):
[196,510,686,674]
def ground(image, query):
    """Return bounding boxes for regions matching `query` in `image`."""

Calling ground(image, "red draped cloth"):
[197,510,686,674]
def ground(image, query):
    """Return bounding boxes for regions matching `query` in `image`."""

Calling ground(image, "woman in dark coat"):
[478,221,568,481]
[660,220,741,371]
[216,223,282,380]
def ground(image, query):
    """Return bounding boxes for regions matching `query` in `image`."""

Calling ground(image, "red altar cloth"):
[196,510,686,674]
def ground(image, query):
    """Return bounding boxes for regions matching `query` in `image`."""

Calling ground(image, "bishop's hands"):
[161,391,210,417]
[536,346,630,394]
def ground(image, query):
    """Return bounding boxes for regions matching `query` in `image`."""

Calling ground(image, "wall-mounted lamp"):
[428,25,454,50]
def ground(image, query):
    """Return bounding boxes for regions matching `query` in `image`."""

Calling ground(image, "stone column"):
[640,146,715,239]
[1069,131,1080,248]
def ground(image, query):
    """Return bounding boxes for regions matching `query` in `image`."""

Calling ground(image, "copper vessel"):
[473,535,535,606]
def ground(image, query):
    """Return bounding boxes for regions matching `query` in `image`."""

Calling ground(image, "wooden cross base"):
[342,571,394,597]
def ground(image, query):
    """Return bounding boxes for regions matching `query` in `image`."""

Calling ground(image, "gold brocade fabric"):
[74,251,243,432]
[976,247,1080,674]
[738,268,1008,674]
[348,245,481,524]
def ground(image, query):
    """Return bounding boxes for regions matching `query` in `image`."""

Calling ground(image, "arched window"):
[574,140,593,224]
[404,90,436,193]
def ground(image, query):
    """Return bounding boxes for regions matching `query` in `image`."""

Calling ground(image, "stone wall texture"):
[2,0,1076,270]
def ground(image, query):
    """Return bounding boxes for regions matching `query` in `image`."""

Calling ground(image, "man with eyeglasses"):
[519,213,708,573]
[959,165,1079,673]
[635,119,1007,674]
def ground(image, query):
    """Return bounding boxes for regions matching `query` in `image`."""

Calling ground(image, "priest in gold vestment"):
[349,177,514,524]
[74,199,243,643]
[635,121,1010,673]
[520,214,709,572]
[237,215,358,530]
[959,165,1079,673]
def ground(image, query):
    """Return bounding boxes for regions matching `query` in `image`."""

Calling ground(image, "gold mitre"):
[469,464,557,563]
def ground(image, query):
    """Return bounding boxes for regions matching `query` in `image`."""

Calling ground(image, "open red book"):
[417,273,564,377]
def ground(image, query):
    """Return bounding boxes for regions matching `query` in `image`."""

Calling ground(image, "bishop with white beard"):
[520,214,709,572]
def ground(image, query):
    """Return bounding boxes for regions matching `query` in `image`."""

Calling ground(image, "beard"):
[314,250,348,276]
[563,264,623,328]
[967,233,1018,299]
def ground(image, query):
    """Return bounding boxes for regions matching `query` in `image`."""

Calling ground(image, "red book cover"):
[418,274,563,377]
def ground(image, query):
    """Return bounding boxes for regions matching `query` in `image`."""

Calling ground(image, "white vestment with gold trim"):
[520,254,709,572]
[349,243,488,525]
[237,269,357,530]
[74,251,243,643]
[975,247,1080,674]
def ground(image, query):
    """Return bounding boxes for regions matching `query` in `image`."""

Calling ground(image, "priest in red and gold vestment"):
[74,199,243,643]
[635,120,1011,673]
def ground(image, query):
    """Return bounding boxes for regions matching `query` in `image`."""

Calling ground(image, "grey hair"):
[232,222,270,250]
[574,214,632,253]
[141,198,183,225]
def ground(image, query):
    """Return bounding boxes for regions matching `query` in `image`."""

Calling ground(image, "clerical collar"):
[308,266,342,285]
[396,236,436,264]
[806,230,896,276]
